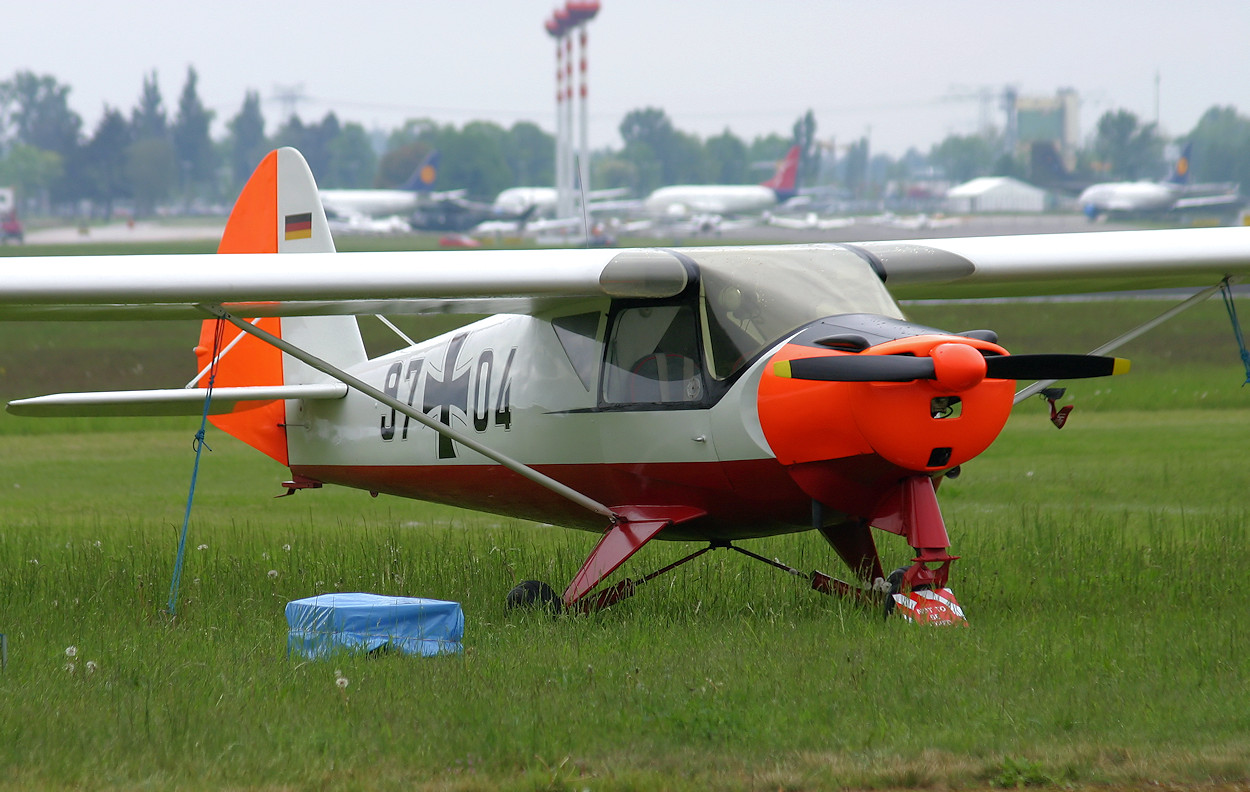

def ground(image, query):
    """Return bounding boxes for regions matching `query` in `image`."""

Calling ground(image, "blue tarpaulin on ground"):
[286,593,463,659]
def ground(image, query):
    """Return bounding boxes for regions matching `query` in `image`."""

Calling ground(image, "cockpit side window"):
[602,303,705,406]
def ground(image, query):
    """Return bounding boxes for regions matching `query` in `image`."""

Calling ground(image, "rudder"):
[197,148,365,464]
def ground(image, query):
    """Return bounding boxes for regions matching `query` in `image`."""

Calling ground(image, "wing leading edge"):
[857,227,1250,300]
[2,230,1248,320]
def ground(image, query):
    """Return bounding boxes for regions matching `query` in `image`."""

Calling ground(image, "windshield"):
[692,245,904,380]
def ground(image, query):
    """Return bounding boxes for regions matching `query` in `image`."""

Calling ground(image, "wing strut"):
[1013,280,1230,404]
[202,305,618,522]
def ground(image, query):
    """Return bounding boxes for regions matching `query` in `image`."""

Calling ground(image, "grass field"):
[1,242,1249,790]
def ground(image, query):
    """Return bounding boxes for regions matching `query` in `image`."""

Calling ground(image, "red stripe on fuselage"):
[291,455,919,542]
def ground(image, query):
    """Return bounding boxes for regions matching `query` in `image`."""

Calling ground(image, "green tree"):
[326,121,376,188]
[791,109,820,188]
[618,107,710,189]
[501,121,553,186]
[131,71,168,141]
[376,140,434,189]
[83,107,131,217]
[0,143,63,209]
[748,134,791,165]
[929,133,998,183]
[1183,106,1250,187]
[840,136,870,198]
[172,66,216,199]
[429,120,511,199]
[0,71,83,204]
[281,112,341,182]
[620,107,680,188]
[126,137,177,216]
[705,129,748,184]
[1092,109,1163,181]
[0,71,81,155]
[227,91,267,193]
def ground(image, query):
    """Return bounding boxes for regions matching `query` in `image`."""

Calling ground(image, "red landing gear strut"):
[508,476,967,624]
[872,475,968,625]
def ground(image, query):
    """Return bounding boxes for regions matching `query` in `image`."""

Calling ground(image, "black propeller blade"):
[983,353,1129,380]
[776,352,1129,383]
[777,355,936,382]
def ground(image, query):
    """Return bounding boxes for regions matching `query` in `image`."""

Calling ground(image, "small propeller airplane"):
[5,148,1250,624]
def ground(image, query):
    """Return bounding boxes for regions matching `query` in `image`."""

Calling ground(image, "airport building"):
[946,177,1049,213]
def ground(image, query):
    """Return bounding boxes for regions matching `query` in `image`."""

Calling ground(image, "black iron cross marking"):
[422,333,471,459]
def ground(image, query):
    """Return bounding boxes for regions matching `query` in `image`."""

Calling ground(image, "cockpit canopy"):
[691,245,904,380]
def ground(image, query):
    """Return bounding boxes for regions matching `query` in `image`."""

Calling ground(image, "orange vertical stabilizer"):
[196,150,288,464]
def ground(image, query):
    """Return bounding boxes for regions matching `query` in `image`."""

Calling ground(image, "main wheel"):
[883,566,931,619]
[505,580,563,614]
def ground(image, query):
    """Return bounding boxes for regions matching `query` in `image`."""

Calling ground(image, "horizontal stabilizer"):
[6,383,347,418]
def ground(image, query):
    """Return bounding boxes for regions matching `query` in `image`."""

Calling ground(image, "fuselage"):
[275,246,1018,542]
[643,185,779,218]
[1078,181,1178,214]
[319,189,423,219]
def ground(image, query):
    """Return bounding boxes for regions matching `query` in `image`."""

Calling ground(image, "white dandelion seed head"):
[86,661,98,674]
[93,540,101,548]
[282,544,291,552]
[267,569,278,579]
[336,676,349,690]
[262,552,269,560]
[197,544,208,551]
[65,645,77,658]
[64,662,76,674]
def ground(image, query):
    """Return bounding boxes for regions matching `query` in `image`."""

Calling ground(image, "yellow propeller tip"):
[1112,358,1131,375]
[773,361,793,378]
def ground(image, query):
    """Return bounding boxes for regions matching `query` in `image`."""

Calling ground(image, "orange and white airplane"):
[5,148,1250,624]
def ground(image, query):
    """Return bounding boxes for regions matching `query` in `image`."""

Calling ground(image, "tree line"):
[2,67,1249,217]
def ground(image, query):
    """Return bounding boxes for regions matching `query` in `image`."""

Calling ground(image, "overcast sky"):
[7,1,1250,158]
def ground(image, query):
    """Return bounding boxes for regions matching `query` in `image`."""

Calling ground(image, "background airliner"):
[642,145,801,218]
[1078,143,1243,219]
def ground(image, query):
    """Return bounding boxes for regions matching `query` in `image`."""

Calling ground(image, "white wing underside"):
[1,228,1249,321]
[7,384,348,417]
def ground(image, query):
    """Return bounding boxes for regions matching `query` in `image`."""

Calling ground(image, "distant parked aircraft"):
[1078,143,1243,219]
[320,150,456,221]
[642,145,801,218]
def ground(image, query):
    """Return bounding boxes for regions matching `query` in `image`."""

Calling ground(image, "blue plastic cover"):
[286,592,463,659]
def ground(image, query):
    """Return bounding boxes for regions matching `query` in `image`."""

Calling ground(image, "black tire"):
[505,580,563,614]
[883,566,931,619]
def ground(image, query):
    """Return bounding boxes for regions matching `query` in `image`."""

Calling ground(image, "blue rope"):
[167,319,224,616]
[1220,280,1250,386]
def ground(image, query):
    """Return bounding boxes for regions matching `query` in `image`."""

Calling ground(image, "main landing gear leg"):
[874,476,968,626]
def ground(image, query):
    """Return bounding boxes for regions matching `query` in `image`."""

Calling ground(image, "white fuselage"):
[319,189,422,219]
[1078,182,1178,214]
[644,185,778,218]
[281,312,787,536]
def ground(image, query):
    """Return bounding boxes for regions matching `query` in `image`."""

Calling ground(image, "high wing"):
[853,228,1250,299]
[4,229,1249,320]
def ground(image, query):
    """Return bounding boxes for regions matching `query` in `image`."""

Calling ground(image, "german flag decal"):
[284,212,313,240]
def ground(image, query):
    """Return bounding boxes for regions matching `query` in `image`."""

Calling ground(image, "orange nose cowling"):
[758,336,1015,474]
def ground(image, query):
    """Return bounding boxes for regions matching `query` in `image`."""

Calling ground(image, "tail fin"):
[761,144,801,200]
[398,149,441,192]
[1167,142,1193,185]
[199,147,366,464]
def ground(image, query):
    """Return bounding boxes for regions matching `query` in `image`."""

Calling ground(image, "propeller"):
[775,348,1129,384]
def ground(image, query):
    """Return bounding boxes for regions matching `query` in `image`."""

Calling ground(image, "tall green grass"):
[1,408,1247,790]
[2,257,1249,789]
